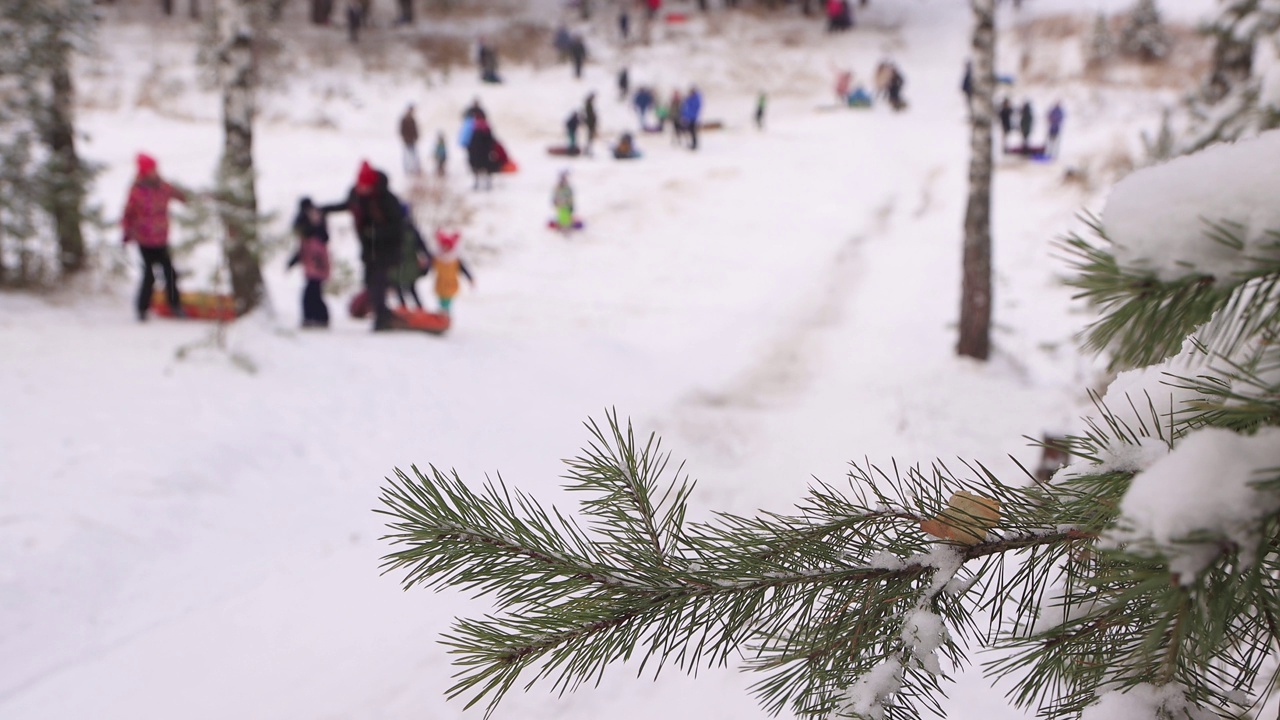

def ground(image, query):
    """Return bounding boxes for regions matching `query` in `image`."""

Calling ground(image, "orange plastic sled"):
[151,290,240,321]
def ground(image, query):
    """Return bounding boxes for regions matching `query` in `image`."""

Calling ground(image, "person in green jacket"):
[392,205,432,310]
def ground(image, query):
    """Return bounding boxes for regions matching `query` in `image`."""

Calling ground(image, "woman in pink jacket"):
[122,153,187,320]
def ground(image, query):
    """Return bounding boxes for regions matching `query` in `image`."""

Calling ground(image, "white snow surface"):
[1103,129,1280,282]
[0,1,1248,720]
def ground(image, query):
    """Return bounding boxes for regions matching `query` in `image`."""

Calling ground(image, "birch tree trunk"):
[216,0,264,314]
[957,0,995,361]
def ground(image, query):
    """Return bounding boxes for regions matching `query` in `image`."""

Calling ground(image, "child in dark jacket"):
[288,197,333,328]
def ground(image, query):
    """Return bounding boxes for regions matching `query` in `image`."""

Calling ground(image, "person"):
[393,205,431,310]
[886,65,906,111]
[478,38,500,83]
[122,152,187,321]
[617,67,630,103]
[553,24,573,61]
[433,131,448,177]
[618,9,630,40]
[582,92,598,156]
[835,70,853,104]
[569,35,586,80]
[395,0,412,25]
[1046,101,1065,158]
[287,197,332,328]
[345,0,361,43]
[755,91,767,129]
[399,104,420,176]
[680,86,703,151]
[612,132,640,159]
[565,110,582,155]
[633,86,655,129]
[997,97,1014,150]
[1019,99,1034,151]
[552,171,575,232]
[323,162,404,330]
[363,171,404,329]
[467,115,500,190]
[668,89,684,145]
[961,60,973,105]
[428,230,473,315]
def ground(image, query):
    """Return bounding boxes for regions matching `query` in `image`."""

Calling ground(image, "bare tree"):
[214,0,264,314]
[957,0,995,361]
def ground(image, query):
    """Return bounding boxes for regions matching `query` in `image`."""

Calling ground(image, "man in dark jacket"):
[467,117,499,190]
[399,104,420,176]
[324,162,404,330]
[1019,99,1034,151]
[364,171,404,329]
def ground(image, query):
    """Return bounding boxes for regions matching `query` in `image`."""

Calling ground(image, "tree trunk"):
[216,0,264,315]
[43,58,87,274]
[958,0,995,361]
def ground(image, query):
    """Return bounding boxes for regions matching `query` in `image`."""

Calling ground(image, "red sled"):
[548,219,585,231]
[547,145,581,157]
[390,308,451,334]
[152,290,240,321]
[665,12,688,23]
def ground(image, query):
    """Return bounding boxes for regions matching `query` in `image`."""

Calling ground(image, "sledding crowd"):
[120,2,1064,334]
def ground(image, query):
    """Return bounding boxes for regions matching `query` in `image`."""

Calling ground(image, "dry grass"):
[1016,13,1211,89]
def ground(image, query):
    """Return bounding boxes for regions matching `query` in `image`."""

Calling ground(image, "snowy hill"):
[0,1,1219,718]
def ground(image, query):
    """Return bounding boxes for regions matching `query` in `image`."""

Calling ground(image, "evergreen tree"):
[1085,13,1115,69]
[1163,0,1280,158]
[0,0,97,284]
[1120,0,1170,62]
[380,130,1280,720]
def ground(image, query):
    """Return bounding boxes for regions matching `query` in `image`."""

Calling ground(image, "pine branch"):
[1059,218,1280,371]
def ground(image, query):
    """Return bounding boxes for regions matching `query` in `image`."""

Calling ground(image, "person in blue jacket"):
[680,86,703,151]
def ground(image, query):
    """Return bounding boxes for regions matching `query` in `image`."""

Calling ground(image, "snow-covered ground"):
[0,1,1219,719]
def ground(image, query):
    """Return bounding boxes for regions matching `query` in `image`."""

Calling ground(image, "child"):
[433,131,447,177]
[552,171,575,231]
[393,204,432,310]
[430,229,474,314]
[612,132,640,159]
[288,197,332,328]
[754,91,767,129]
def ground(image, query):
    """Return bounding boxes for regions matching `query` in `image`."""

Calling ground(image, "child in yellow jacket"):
[429,229,475,314]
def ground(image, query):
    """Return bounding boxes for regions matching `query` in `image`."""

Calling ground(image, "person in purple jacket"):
[1046,101,1065,159]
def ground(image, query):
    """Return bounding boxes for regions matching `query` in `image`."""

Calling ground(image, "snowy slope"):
[0,1,1216,719]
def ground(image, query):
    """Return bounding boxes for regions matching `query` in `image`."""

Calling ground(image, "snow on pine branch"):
[1106,426,1280,581]
[1103,129,1280,283]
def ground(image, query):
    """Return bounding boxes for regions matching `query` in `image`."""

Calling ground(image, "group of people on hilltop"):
[627,83,704,150]
[997,97,1066,158]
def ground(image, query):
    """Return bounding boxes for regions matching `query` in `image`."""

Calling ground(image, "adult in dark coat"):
[1019,100,1034,150]
[363,172,405,329]
[997,97,1014,150]
[582,93,598,156]
[569,35,587,79]
[323,162,403,330]
[467,117,500,190]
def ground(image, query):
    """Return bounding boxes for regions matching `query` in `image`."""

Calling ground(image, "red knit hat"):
[355,161,377,191]
[436,230,459,251]
[136,153,157,176]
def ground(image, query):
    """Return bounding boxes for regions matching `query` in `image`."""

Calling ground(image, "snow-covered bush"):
[380,130,1280,720]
